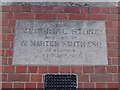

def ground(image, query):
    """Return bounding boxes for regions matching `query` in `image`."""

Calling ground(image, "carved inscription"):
[13,20,108,65]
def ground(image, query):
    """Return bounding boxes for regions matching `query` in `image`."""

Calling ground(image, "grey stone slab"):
[13,20,108,65]
[1,2,118,7]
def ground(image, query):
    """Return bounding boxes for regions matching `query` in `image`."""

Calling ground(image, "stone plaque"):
[13,20,108,65]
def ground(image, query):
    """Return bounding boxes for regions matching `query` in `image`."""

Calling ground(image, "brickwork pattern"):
[1,6,119,89]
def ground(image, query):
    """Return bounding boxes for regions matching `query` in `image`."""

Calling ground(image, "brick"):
[43,6,53,12]
[48,66,59,73]
[100,7,110,13]
[119,66,120,73]
[2,83,12,88]
[2,74,7,81]
[78,83,83,88]
[53,6,64,12]
[2,6,11,12]
[2,13,13,19]
[1,34,7,41]
[117,36,120,42]
[78,75,89,82]
[10,27,15,33]
[107,66,118,73]
[0,65,4,72]
[108,49,118,57]
[96,83,107,88]
[111,58,119,65]
[10,42,14,48]
[84,83,95,88]
[0,42,1,47]
[69,14,86,20]
[11,6,22,12]
[111,7,118,13]
[71,66,82,74]
[2,42,11,48]
[2,58,7,65]
[5,50,13,56]
[8,74,29,81]
[107,43,119,49]
[7,34,15,41]
[107,58,112,64]
[112,21,120,28]
[21,6,31,12]
[36,13,56,19]
[7,58,12,65]
[83,66,94,73]
[28,66,38,73]
[90,7,100,13]
[107,36,118,42]
[107,28,118,35]
[0,49,4,57]
[1,20,9,26]
[81,7,90,13]
[14,13,34,19]
[64,7,80,13]
[90,74,112,82]
[107,83,119,88]
[108,58,112,64]
[113,74,119,82]
[60,66,70,73]
[31,74,42,82]
[3,66,15,73]
[107,14,118,20]
[2,27,12,33]
[14,83,24,88]
[31,6,42,12]
[87,14,107,20]
[0,34,2,41]
[95,66,106,74]
[114,36,119,42]
[16,66,27,73]
[38,66,47,73]
[26,83,36,88]
[105,21,113,28]
[0,49,4,56]
[57,13,68,19]
[9,20,16,26]
[37,83,44,88]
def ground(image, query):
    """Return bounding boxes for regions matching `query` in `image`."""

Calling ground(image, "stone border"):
[0,2,119,7]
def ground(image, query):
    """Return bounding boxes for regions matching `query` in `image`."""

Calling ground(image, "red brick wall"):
[1,6,119,89]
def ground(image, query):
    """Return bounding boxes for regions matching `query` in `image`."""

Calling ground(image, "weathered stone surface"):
[13,20,108,65]
[1,2,118,7]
